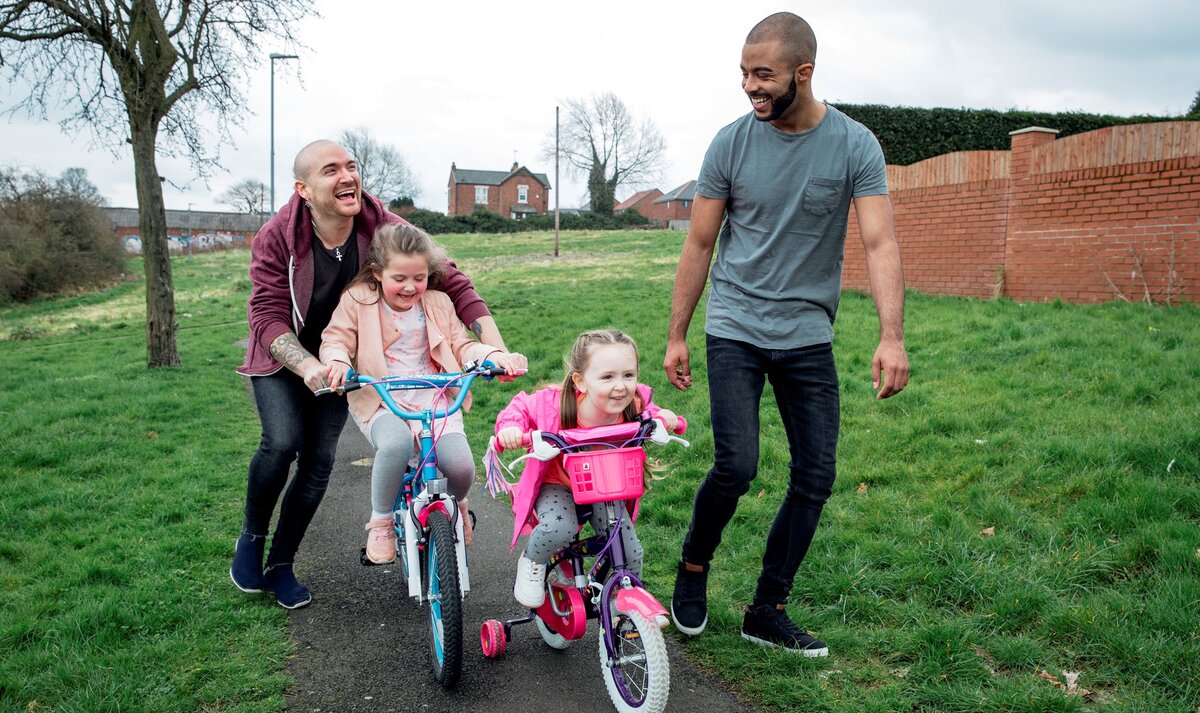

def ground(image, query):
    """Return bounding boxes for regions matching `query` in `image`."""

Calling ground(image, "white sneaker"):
[514,554,547,608]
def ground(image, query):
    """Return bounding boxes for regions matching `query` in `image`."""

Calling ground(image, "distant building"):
[104,207,265,254]
[652,180,696,229]
[615,189,668,225]
[447,162,551,219]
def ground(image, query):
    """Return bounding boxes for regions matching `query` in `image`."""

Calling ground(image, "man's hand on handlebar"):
[488,351,528,382]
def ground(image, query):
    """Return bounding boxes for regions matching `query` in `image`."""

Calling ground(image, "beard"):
[754,77,798,122]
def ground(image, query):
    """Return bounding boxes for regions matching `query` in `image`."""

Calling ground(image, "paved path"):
[282,424,754,713]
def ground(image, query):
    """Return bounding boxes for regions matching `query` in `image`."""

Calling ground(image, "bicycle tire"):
[424,508,463,688]
[598,607,669,713]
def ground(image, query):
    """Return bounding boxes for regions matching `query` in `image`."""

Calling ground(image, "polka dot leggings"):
[522,484,643,575]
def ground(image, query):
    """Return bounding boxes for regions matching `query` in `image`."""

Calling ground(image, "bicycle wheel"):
[598,605,670,713]
[424,508,463,688]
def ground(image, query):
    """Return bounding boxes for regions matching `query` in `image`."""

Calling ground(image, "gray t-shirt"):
[697,105,888,349]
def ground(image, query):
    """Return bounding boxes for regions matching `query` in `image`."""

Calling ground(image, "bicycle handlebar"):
[494,415,689,466]
[315,360,523,421]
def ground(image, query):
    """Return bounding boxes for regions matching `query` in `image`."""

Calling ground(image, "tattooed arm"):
[269,332,328,392]
[469,315,506,351]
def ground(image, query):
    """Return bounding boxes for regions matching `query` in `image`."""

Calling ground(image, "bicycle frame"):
[344,364,495,601]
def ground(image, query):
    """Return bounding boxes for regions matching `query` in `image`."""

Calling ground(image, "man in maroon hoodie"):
[231,140,505,608]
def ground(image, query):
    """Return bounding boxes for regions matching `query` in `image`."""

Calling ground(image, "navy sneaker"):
[741,604,828,657]
[263,563,312,609]
[671,561,709,636]
[230,533,266,593]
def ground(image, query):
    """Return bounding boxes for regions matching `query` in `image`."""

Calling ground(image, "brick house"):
[447,162,551,219]
[652,180,696,228]
[615,189,668,225]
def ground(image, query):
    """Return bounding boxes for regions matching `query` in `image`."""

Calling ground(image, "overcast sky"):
[2,0,1197,214]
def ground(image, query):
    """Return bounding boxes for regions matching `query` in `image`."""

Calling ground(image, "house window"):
[475,186,488,204]
[518,184,529,203]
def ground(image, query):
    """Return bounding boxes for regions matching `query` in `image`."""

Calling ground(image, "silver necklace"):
[312,221,350,262]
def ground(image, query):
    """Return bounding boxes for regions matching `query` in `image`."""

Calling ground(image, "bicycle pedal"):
[359,547,395,567]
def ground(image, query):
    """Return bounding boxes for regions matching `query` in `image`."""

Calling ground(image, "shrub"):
[0,167,126,302]
[405,205,652,234]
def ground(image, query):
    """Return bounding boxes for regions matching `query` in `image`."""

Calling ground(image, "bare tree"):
[0,1,314,367]
[219,178,268,215]
[56,167,106,205]
[548,93,666,214]
[338,126,420,203]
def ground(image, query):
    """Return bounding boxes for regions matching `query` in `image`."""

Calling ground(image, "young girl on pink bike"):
[494,329,679,607]
[320,223,526,563]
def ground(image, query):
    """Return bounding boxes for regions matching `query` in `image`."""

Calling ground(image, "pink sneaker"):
[364,518,396,564]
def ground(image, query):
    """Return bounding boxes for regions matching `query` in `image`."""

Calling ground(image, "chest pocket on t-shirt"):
[802,177,842,216]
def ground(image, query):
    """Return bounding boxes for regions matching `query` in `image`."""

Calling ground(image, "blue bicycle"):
[320,360,514,687]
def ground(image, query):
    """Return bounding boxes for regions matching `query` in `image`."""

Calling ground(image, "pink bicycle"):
[480,415,688,713]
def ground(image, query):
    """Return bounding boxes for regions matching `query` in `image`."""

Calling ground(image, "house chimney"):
[511,161,519,172]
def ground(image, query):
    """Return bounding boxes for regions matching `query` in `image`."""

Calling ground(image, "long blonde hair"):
[346,223,448,300]
[558,329,641,428]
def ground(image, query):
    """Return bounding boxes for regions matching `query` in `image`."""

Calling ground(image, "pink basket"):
[563,447,646,504]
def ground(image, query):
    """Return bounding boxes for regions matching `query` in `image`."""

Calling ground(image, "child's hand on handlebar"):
[656,409,679,433]
[496,427,527,451]
[325,360,351,391]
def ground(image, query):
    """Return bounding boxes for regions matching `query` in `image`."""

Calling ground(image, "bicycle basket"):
[563,446,646,504]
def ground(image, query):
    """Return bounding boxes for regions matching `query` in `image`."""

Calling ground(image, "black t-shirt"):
[299,230,360,357]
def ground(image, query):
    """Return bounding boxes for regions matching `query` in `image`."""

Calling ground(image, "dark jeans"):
[681,334,839,607]
[244,370,349,566]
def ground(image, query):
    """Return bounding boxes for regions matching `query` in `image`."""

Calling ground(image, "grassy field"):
[1,231,1198,712]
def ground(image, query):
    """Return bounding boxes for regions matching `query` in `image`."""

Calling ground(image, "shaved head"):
[746,12,817,67]
[293,139,343,181]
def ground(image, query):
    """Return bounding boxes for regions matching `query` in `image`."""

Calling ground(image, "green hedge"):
[405,206,652,235]
[833,104,1186,166]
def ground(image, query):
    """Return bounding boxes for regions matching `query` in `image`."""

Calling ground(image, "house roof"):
[451,165,551,189]
[652,179,696,204]
[104,207,267,232]
[614,189,663,211]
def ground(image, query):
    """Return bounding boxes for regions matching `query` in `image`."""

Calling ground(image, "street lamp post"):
[269,52,299,214]
[187,202,195,262]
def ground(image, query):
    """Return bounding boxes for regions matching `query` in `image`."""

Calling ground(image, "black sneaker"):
[262,563,313,610]
[671,561,708,635]
[741,604,828,657]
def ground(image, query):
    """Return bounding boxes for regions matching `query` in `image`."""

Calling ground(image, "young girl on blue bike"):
[321,223,526,564]
[495,329,678,608]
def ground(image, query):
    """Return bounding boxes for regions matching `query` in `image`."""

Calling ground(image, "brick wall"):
[843,121,1200,304]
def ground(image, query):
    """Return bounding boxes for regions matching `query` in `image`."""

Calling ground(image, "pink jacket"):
[494,384,663,551]
[319,285,501,423]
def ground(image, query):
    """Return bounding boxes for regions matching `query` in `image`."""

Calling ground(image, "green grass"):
[2,233,1198,712]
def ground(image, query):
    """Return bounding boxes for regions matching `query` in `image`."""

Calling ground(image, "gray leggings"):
[367,414,473,515]
[524,484,644,575]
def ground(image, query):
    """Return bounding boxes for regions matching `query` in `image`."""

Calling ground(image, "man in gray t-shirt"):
[663,12,909,657]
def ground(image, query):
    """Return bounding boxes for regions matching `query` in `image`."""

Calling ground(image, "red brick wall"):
[496,173,550,217]
[843,122,1200,304]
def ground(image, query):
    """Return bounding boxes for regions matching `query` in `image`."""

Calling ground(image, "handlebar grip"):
[490,432,533,454]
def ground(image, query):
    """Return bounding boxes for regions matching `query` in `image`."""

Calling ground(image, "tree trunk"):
[131,121,181,367]
[588,163,615,215]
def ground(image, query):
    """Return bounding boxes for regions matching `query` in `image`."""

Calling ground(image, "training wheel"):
[480,619,507,658]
